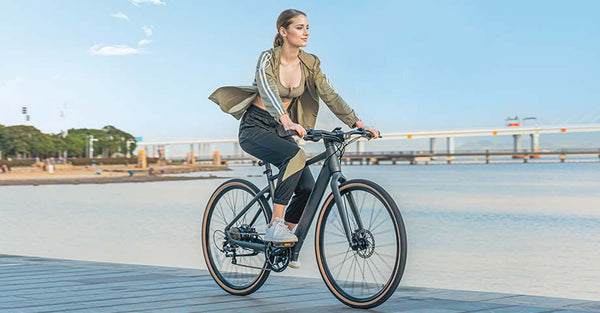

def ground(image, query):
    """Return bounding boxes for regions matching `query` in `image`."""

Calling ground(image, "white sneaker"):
[289,260,301,269]
[264,217,298,242]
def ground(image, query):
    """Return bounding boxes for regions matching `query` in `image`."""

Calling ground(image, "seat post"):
[259,161,276,202]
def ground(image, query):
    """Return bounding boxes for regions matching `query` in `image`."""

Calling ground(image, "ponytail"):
[273,33,284,47]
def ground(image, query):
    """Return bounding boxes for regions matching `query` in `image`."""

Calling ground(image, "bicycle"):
[202,127,407,309]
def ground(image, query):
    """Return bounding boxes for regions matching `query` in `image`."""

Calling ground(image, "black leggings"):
[238,105,315,224]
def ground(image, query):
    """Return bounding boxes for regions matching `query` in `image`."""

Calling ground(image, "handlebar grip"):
[287,130,300,137]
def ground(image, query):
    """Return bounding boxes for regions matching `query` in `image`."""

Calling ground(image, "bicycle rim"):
[316,180,406,308]
[203,179,271,294]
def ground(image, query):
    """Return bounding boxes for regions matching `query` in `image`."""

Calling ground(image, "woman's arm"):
[255,51,287,120]
[255,50,306,136]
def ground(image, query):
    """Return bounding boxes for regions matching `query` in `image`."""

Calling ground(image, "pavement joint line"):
[0,270,140,283]
[0,276,202,294]
[1,285,222,310]
[0,280,212,300]
[463,304,520,312]
[0,278,205,296]
[112,290,338,313]
[2,289,223,311]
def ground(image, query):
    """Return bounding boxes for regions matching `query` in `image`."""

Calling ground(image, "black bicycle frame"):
[225,139,364,263]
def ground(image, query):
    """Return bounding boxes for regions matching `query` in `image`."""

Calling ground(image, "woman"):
[209,9,379,255]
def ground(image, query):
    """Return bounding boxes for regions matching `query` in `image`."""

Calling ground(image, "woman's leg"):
[239,126,307,224]
[284,167,315,230]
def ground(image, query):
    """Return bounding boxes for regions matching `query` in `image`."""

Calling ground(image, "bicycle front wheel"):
[202,179,271,296]
[315,179,407,309]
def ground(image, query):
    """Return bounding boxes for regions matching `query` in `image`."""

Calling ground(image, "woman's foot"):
[264,217,298,242]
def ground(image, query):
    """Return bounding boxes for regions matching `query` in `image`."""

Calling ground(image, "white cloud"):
[88,44,143,56]
[131,0,166,6]
[138,39,152,46]
[142,25,153,37]
[52,73,62,80]
[0,77,24,89]
[111,12,129,21]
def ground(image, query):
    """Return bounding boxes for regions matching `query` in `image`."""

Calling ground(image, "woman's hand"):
[355,120,379,139]
[280,114,307,137]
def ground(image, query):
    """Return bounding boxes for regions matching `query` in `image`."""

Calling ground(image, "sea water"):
[1,162,599,300]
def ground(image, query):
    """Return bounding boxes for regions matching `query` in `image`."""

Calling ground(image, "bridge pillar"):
[357,141,365,154]
[203,144,209,159]
[513,134,521,153]
[446,137,455,154]
[430,138,437,154]
[530,133,539,153]
[233,143,240,157]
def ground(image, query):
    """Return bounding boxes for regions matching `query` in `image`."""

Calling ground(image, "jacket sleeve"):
[254,50,286,121]
[313,55,360,128]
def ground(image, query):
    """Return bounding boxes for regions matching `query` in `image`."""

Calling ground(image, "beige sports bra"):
[277,68,305,102]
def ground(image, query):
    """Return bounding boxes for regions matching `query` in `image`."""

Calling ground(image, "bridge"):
[136,124,600,161]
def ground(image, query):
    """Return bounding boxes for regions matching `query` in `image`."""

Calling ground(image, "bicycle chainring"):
[265,242,291,272]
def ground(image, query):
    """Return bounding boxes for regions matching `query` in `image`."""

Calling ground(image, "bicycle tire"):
[315,179,407,308]
[202,178,272,295]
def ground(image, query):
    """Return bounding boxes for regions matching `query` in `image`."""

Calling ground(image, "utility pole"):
[126,139,135,158]
[86,135,99,158]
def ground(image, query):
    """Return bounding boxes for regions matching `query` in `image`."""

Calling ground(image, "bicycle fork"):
[331,172,365,248]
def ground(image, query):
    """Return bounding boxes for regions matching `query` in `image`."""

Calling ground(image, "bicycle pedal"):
[271,242,295,247]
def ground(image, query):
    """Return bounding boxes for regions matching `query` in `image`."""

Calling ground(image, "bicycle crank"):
[265,242,293,272]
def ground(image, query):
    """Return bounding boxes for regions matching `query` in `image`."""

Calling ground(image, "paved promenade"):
[2,254,599,313]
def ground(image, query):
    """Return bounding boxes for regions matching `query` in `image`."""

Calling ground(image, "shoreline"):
[0,164,229,186]
[0,175,228,186]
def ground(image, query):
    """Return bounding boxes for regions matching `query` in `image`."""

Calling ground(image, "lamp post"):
[86,135,99,158]
[126,139,135,158]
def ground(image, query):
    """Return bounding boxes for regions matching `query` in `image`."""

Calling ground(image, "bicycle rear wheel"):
[202,179,271,295]
[315,179,407,308]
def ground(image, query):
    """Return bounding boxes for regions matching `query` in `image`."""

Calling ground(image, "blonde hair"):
[273,9,307,47]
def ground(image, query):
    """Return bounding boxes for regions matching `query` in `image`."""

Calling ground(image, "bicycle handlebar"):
[288,127,381,142]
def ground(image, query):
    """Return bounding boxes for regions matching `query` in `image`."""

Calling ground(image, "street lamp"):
[86,135,99,158]
[126,139,135,158]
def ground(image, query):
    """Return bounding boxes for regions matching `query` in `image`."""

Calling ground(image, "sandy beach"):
[0,164,229,186]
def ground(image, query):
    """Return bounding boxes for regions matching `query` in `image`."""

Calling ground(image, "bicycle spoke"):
[366,256,390,284]
[333,247,352,279]
[372,250,394,271]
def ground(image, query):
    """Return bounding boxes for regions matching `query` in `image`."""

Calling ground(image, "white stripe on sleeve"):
[258,52,285,116]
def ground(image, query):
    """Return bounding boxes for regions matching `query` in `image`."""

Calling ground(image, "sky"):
[1,0,599,145]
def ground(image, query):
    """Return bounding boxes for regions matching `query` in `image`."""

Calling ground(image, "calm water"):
[1,162,600,300]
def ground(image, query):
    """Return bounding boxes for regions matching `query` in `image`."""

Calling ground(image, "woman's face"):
[281,15,309,48]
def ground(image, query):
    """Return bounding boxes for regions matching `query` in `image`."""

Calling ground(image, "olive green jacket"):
[208,47,359,129]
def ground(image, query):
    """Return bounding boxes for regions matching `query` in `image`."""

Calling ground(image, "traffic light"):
[22,107,27,114]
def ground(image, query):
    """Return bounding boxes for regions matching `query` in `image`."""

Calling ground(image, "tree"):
[0,125,137,159]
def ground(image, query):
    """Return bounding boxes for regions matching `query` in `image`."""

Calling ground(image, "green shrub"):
[0,160,35,167]
[67,157,159,166]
